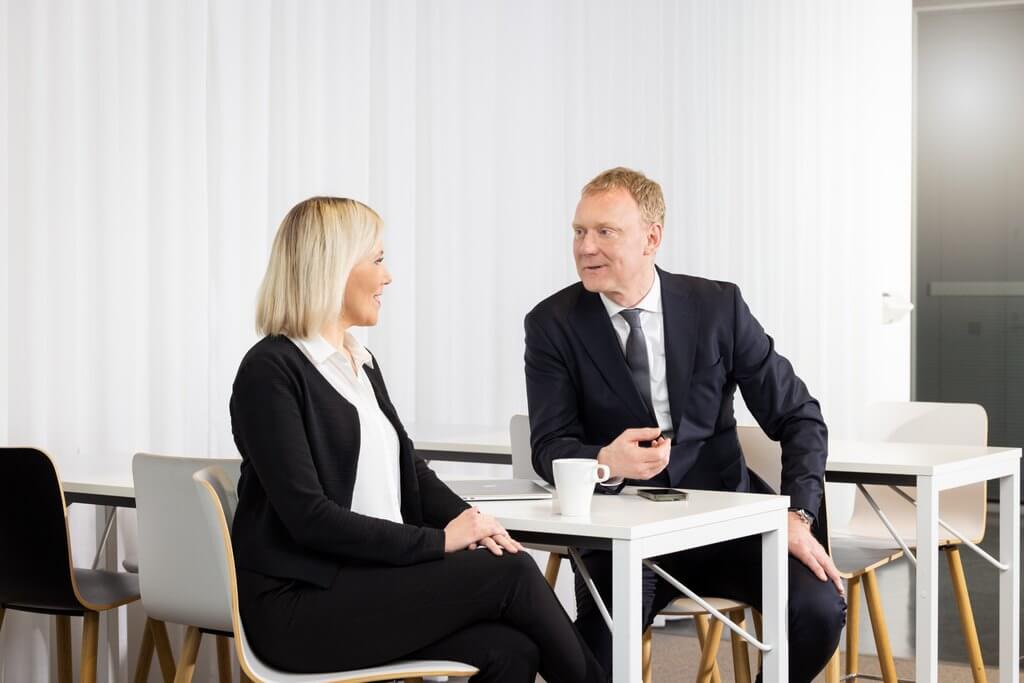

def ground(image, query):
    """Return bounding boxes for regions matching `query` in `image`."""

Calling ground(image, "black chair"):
[0,447,140,683]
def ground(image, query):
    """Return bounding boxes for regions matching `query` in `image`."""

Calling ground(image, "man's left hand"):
[787,511,845,596]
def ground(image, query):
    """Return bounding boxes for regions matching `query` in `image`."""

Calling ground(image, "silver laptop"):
[446,479,552,501]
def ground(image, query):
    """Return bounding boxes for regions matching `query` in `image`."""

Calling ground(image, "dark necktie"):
[619,308,653,415]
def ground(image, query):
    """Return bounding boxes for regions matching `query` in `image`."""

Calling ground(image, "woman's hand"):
[468,533,524,556]
[444,508,523,555]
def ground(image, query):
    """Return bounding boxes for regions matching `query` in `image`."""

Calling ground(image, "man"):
[524,167,845,681]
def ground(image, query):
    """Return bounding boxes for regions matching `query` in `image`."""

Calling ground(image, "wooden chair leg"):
[728,608,752,683]
[133,618,156,683]
[80,611,100,683]
[544,553,562,588]
[692,614,724,683]
[56,614,73,683]
[863,570,898,683]
[845,576,861,678]
[216,635,233,683]
[173,626,203,683]
[149,619,177,682]
[946,546,987,683]
[642,626,653,683]
[752,610,763,672]
[695,616,725,683]
[824,647,841,683]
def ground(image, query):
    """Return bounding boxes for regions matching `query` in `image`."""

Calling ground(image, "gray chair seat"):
[829,541,904,578]
[73,568,141,610]
[659,596,749,616]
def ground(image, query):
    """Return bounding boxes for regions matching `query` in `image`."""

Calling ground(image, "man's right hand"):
[597,427,670,480]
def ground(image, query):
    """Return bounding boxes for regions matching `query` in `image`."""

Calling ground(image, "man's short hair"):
[582,167,665,225]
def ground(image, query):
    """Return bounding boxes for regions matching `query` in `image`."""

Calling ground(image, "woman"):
[230,197,604,682]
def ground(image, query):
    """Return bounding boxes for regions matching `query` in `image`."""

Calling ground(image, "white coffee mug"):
[552,458,611,517]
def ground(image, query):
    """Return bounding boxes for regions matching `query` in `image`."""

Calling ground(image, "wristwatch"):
[789,508,815,526]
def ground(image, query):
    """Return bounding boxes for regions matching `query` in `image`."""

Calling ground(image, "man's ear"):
[644,222,663,254]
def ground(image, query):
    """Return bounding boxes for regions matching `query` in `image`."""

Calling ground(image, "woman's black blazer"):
[229,335,469,589]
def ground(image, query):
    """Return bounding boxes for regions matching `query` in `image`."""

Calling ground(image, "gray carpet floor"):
[648,624,1019,681]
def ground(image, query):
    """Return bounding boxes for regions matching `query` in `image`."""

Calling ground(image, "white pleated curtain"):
[1,1,911,680]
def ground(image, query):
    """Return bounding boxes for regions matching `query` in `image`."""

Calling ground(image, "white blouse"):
[289,334,403,524]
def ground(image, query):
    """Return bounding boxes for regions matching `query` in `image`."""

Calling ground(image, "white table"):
[827,441,1021,682]
[63,473,136,507]
[407,424,511,465]
[477,488,791,682]
[63,474,790,682]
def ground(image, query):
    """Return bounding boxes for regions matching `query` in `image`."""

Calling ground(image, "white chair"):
[191,465,478,683]
[510,415,751,683]
[830,402,990,682]
[132,452,243,683]
[739,425,911,683]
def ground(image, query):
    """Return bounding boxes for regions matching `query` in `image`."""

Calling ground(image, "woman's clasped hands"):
[443,507,524,556]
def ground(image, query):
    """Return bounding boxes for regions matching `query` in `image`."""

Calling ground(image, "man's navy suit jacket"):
[524,267,829,539]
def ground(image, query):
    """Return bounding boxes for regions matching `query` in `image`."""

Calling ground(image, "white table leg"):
[915,475,939,682]
[96,506,125,683]
[611,539,641,682]
[761,509,788,683]
[998,465,1020,683]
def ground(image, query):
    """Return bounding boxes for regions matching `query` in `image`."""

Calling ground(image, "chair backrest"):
[736,425,783,492]
[132,453,241,630]
[848,402,988,543]
[510,414,540,480]
[0,448,81,611]
[861,401,987,446]
[738,425,835,548]
[193,465,274,683]
[194,466,480,683]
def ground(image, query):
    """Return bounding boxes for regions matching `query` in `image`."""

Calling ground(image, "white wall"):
[0,1,912,680]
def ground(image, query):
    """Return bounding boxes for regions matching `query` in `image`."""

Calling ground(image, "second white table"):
[827,440,1021,682]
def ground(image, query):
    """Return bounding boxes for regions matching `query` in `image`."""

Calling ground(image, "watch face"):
[790,509,812,525]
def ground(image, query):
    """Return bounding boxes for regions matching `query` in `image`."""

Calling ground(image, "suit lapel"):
[569,287,655,426]
[659,269,700,434]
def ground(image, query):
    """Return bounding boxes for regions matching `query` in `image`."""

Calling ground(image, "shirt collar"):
[599,269,662,319]
[291,333,374,369]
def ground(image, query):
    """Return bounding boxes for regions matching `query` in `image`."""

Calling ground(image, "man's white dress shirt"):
[598,269,675,486]
[599,269,674,434]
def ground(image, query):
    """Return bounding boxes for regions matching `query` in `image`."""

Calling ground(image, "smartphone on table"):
[637,488,688,502]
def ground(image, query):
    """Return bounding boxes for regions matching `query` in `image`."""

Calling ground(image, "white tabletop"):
[407,424,510,454]
[828,440,1021,476]
[476,488,789,540]
[62,473,135,500]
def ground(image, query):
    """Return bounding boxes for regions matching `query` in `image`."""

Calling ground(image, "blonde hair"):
[256,197,382,338]
[582,167,665,225]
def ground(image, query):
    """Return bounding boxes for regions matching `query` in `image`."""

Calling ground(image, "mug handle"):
[593,464,611,483]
